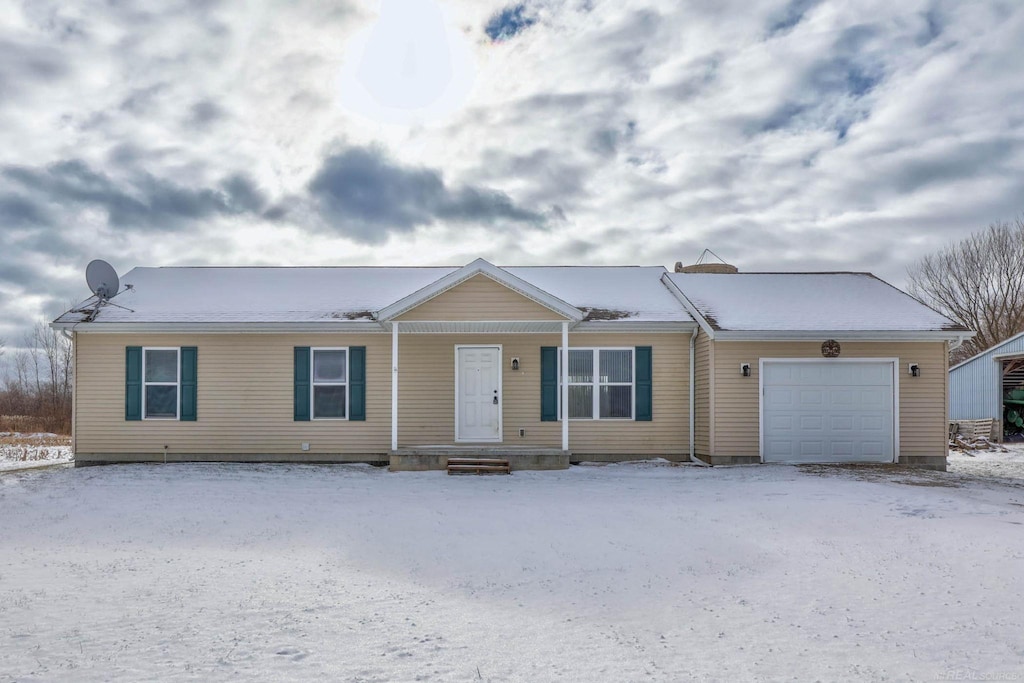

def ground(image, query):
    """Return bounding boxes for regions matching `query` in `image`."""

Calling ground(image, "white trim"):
[391,322,398,451]
[715,330,970,342]
[310,347,349,421]
[949,330,1024,372]
[454,344,503,443]
[659,273,715,338]
[573,320,697,332]
[141,347,180,421]
[52,319,698,334]
[561,322,569,451]
[54,322,387,334]
[377,258,583,322]
[758,357,900,464]
[385,320,571,334]
[557,347,637,421]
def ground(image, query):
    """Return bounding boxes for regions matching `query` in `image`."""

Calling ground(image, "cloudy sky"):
[1,0,1023,347]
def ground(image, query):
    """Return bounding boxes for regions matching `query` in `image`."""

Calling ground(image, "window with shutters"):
[311,347,348,419]
[143,347,180,419]
[558,348,634,420]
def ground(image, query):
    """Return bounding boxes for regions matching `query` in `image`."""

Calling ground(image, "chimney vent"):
[675,249,738,273]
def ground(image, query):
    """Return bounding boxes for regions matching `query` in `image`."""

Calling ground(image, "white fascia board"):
[50,321,388,334]
[573,320,698,333]
[713,330,973,342]
[658,273,714,338]
[376,258,583,322]
[949,329,1024,371]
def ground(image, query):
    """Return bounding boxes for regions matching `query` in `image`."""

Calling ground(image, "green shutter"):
[635,346,652,421]
[540,346,558,422]
[349,346,366,421]
[294,347,311,421]
[126,346,142,421]
[180,347,197,421]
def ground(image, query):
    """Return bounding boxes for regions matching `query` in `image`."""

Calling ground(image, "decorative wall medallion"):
[821,339,841,358]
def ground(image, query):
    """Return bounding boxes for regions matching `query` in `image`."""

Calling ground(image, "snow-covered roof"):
[664,272,968,334]
[54,264,693,326]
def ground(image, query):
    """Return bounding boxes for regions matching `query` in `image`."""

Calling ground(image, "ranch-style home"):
[52,258,971,471]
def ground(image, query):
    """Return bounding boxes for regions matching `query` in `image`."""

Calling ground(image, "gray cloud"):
[766,0,822,35]
[308,147,543,243]
[0,37,70,105]
[0,194,49,227]
[2,160,267,231]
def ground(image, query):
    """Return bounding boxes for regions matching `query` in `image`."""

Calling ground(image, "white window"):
[559,348,634,420]
[143,347,179,420]
[312,348,348,419]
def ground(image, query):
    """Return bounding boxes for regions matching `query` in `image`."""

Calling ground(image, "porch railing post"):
[561,321,569,452]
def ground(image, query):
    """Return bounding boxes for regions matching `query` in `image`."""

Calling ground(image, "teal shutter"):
[540,346,558,422]
[126,346,142,421]
[180,347,197,421]
[294,347,311,421]
[635,346,652,421]
[349,346,366,421]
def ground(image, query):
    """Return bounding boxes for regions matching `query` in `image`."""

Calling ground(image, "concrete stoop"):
[390,447,570,471]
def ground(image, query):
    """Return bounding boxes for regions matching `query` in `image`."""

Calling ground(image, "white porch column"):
[561,321,569,452]
[391,322,399,451]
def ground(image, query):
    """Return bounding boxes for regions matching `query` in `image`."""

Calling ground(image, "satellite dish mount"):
[79,259,134,315]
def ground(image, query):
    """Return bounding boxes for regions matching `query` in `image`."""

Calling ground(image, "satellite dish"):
[86,259,120,300]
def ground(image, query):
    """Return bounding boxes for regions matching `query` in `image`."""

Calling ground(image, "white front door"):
[456,346,501,442]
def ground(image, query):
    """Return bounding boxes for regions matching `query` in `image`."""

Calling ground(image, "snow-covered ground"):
[0,433,72,472]
[949,442,1024,481]
[1,461,1023,682]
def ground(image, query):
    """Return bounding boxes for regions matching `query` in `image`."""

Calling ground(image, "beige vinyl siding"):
[75,333,392,458]
[394,274,568,321]
[75,331,690,459]
[693,329,711,457]
[710,341,948,459]
[397,332,689,455]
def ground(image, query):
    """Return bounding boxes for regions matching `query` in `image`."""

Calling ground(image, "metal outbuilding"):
[949,331,1024,436]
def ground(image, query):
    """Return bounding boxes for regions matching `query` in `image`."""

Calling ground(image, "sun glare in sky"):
[338,0,477,125]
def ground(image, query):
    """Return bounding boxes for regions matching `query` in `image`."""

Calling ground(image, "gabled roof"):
[377,258,582,322]
[663,271,971,339]
[52,261,695,329]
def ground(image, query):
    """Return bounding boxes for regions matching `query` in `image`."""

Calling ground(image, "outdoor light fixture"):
[740,363,751,377]
[511,357,520,371]
[909,363,920,377]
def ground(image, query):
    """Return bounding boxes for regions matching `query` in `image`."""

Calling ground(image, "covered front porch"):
[386,319,574,471]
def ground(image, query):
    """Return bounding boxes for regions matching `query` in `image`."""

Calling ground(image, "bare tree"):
[908,217,1024,363]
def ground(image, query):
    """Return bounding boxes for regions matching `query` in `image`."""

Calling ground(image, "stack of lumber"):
[948,419,1007,453]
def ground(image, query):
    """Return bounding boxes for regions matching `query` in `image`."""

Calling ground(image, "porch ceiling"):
[386,320,568,334]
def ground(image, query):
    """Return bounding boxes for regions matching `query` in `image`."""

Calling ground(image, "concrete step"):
[446,457,511,466]
[446,457,511,475]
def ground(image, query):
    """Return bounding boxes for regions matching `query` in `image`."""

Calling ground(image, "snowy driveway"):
[1,462,1022,682]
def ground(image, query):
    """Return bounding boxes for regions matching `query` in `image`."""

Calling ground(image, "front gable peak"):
[377,259,583,322]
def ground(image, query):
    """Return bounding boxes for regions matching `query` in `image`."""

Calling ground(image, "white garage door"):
[762,361,895,464]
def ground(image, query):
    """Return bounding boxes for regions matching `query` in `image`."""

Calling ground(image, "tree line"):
[0,322,72,434]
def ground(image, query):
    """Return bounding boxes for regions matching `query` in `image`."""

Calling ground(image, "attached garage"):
[760,360,896,464]
[662,269,974,470]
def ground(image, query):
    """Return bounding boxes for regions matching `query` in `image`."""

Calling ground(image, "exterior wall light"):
[511,357,520,371]
[740,363,751,377]
[909,363,920,377]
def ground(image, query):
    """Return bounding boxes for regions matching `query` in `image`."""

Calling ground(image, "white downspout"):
[689,327,710,467]
[391,322,399,452]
